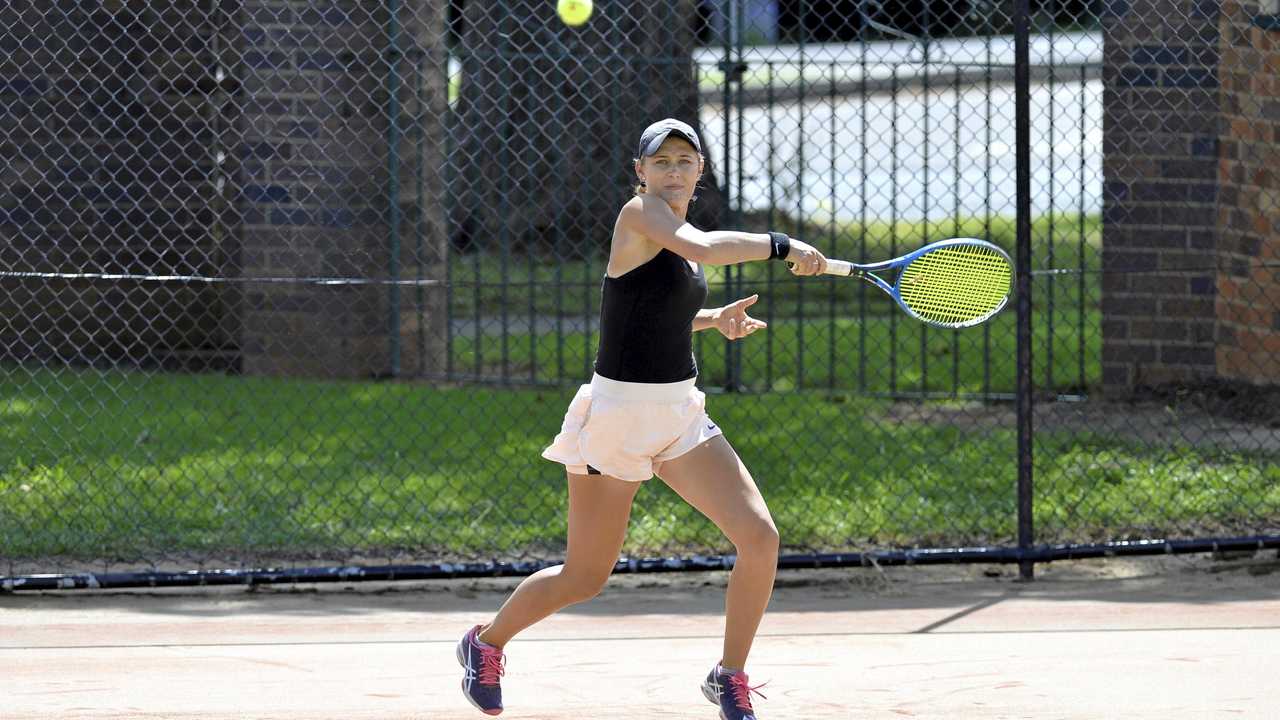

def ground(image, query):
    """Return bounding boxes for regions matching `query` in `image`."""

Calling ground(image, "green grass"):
[3,366,1277,561]
[1033,438,1280,542]
[453,308,1102,396]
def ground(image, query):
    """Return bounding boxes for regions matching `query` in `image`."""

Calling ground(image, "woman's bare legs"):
[477,471,640,648]
[657,435,780,670]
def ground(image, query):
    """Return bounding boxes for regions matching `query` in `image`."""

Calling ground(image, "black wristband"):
[767,232,791,260]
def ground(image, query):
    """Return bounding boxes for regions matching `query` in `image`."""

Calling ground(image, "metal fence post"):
[1014,0,1036,581]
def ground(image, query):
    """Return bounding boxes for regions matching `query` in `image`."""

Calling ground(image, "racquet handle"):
[787,258,856,276]
[821,259,855,276]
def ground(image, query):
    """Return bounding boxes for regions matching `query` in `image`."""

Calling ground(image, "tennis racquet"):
[800,238,1014,329]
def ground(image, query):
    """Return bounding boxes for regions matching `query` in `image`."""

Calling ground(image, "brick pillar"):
[237,0,447,379]
[1214,2,1280,383]
[1101,0,1280,393]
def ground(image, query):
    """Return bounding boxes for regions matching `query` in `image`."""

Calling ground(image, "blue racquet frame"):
[811,237,1015,329]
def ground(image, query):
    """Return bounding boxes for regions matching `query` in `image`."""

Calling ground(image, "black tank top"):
[594,248,708,383]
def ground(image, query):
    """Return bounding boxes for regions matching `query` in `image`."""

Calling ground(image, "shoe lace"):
[728,673,768,712]
[477,644,506,686]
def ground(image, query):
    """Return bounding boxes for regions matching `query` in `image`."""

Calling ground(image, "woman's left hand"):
[714,294,768,340]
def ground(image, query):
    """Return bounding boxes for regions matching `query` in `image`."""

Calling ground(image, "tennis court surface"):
[3,555,1277,719]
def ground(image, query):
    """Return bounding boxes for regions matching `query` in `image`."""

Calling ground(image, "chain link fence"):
[2,0,1278,587]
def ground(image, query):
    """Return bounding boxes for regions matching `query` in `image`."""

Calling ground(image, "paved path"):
[3,556,1277,719]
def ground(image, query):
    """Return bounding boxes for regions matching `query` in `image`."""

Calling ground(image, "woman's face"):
[635,136,703,206]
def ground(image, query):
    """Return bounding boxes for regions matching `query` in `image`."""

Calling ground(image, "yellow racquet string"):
[898,244,1012,326]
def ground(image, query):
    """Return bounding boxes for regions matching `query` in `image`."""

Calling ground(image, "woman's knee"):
[730,515,780,556]
[558,565,612,603]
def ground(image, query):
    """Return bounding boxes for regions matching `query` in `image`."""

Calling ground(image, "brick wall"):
[0,1,236,370]
[1101,0,1280,392]
[0,1,448,379]
[236,0,447,378]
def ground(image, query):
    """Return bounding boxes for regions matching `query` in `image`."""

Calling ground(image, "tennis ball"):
[557,0,592,27]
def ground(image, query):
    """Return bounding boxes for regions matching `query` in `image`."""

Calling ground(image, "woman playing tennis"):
[457,118,827,720]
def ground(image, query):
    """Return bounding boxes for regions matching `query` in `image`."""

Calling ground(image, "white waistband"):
[590,373,697,403]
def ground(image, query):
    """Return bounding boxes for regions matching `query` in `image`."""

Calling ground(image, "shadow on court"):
[2,555,1277,719]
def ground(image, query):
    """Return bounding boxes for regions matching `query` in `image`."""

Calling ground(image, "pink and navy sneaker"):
[456,625,505,715]
[701,664,767,720]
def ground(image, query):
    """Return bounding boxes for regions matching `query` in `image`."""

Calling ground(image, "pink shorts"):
[541,373,724,482]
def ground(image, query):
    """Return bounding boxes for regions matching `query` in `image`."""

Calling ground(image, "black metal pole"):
[1013,0,1035,580]
[385,0,403,378]
[721,0,736,392]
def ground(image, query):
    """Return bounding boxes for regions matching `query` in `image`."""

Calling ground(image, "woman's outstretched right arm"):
[619,195,827,274]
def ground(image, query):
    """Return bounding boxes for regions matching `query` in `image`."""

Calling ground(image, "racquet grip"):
[786,258,855,276]
[821,259,855,276]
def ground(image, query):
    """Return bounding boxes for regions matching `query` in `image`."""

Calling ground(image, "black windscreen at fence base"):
[5,536,1279,592]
